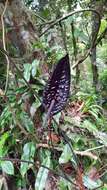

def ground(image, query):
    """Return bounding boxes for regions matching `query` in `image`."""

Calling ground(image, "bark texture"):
[0,0,38,57]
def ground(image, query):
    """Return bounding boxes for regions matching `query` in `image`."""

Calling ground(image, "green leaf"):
[20,112,34,133]
[31,59,40,77]
[81,120,97,133]
[24,64,32,82]
[0,132,10,157]
[34,98,41,109]
[0,107,12,128]
[83,175,102,189]
[59,144,72,164]
[30,99,41,118]
[1,161,14,175]
[35,156,50,190]
[20,142,35,177]
[99,19,107,34]
[58,178,72,190]
[93,131,107,146]
[74,28,88,42]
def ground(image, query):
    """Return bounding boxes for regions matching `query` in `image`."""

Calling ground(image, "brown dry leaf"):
[88,167,100,180]
[45,172,59,190]
[47,132,60,144]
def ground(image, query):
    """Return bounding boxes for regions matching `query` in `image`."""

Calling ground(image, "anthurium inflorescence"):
[43,54,70,116]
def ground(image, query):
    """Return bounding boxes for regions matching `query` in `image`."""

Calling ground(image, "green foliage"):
[24,59,40,82]
[19,112,34,133]
[20,142,35,177]
[83,175,102,189]
[100,69,107,91]
[35,154,51,190]
[59,144,73,164]
[0,0,107,189]
[0,132,10,157]
[0,106,12,128]
[58,179,71,190]
[1,161,14,175]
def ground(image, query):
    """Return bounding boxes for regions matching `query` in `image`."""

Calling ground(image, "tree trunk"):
[90,0,104,91]
[0,0,38,58]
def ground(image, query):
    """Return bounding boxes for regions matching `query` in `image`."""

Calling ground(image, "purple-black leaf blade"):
[43,54,70,116]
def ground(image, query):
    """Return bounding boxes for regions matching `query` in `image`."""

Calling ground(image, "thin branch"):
[92,184,104,190]
[0,48,41,102]
[59,21,68,53]
[1,90,38,140]
[2,176,8,190]
[0,157,76,186]
[83,145,105,152]
[37,143,98,160]
[40,9,101,70]
[95,26,107,46]
[39,9,101,38]
[2,94,29,136]
[75,151,98,160]
[28,9,47,23]
[34,12,47,23]
[71,49,90,69]
[43,99,55,127]
[40,164,76,186]
[1,0,9,94]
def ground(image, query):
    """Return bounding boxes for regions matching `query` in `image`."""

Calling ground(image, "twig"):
[83,145,105,152]
[99,170,107,178]
[40,9,101,71]
[57,126,79,168]
[2,95,29,136]
[0,48,41,102]
[1,0,9,94]
[75,151,98,160]
[2,175,8,190]
[37,143,62,151]
[59,21,68,53]
[40,164,76,186]
[1,91,38,140]
[95,26,107,46]
[0,157,76,186]
[39,9,101,38]
[37,143,98,160]
[43,99,55,127]
[28,9,47,23]
[92,184,104,190]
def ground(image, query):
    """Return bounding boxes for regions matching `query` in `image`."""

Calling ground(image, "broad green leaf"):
[83,175,102,189]
[64,116,80,126]
[31,59,40,77]
[53,112,61,124]
[59,144,72,164]
[88,110,98,120]
[93,131,107,146]
[0,107,12,128]
[35,156,50,190]
[34,98,41,109]
[24,64,32,82]
[99,19,107,34]
[74,28,88,42]
[81,120,97,133]
[1,161,14,175]
[20,112,34,133]
[30,100,41,118]
[58,178,72,190]
[20,142,35,177]
[0,132,10,156]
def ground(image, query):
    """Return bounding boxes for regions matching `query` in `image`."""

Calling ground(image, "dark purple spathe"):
[43,54,70,116]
